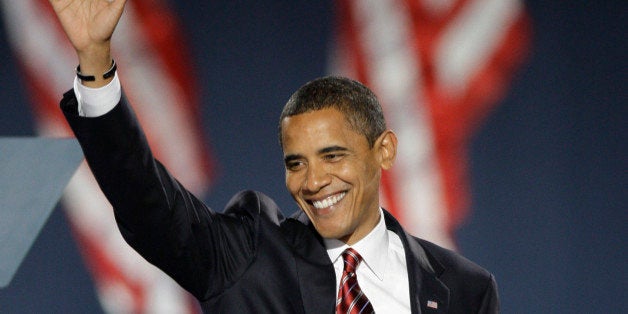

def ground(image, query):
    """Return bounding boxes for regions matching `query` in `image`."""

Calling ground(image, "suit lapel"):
[282,213,336,314]
[384,211,450,314]
[407,240,450,313]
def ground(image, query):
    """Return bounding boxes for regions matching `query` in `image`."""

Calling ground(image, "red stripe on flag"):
[68,222,147,313]
[132,0,197,105]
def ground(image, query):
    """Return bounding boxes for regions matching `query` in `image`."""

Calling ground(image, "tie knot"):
[341,248,362,274]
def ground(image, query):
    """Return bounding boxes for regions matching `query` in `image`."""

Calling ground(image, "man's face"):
[281,108,394,245]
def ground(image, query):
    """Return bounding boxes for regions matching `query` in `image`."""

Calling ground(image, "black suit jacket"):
[61,90,499,313]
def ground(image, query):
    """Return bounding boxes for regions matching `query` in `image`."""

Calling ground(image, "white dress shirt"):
[73,74,121,117]
[325,209,411,313]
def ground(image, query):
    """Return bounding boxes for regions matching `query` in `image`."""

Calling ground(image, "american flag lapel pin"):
[427,300,438,309]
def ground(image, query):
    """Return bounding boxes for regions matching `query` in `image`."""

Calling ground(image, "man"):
[50,0,499,313]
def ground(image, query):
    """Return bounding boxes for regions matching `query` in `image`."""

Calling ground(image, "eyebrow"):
[284,154,301,164]
[283,146,349,164]
[318,145,349,155]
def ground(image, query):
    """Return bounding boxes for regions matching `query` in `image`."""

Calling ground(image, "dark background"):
[0,0,625,312]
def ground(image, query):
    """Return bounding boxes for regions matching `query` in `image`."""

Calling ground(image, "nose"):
[303,162,331,193]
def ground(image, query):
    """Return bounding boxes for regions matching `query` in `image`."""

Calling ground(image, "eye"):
[323,153,344,162]
[285,160,305,171]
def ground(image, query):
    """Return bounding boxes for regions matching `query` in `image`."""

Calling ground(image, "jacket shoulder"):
[223,190,285,225]
[417,238,491,279]
[415,238,499,312]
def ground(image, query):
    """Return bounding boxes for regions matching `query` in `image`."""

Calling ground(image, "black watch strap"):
[76,59,117,82]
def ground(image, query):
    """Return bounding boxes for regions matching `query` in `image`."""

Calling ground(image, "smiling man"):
[51,0,499,313]
[280,88,392,245]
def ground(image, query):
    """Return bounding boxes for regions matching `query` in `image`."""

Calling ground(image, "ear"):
[375,130,397,170]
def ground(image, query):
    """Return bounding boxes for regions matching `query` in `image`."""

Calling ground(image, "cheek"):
[339,160,376,185]
[285,172,301,196]
[350,162,381,203]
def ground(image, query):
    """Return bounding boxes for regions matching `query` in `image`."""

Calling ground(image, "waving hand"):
[49,0,127,86]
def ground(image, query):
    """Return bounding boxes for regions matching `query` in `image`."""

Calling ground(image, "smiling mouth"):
[311,192,347,209]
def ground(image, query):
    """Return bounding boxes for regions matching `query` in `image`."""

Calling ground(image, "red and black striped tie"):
[336,248,375,314]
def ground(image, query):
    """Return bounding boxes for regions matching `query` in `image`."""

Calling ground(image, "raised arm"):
[50,0,260,300]
[49,0,126,88]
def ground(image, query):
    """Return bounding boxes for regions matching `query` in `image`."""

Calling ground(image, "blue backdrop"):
[0,0,625,312]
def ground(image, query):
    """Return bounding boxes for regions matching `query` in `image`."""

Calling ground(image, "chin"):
[312,224,334,238]
[313,222,349,240]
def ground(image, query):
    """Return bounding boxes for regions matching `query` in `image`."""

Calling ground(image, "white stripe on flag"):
[435,0,523,95]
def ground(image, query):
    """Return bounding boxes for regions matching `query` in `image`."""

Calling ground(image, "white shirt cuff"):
[73,72,122,117]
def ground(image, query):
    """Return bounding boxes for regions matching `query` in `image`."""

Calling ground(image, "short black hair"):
[278,76,386,148]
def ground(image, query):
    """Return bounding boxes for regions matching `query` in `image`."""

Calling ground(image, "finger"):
[111,0,128,11]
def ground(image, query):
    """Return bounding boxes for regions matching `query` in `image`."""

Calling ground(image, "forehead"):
[281,108,364,151]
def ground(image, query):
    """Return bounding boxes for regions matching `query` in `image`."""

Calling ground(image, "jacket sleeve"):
[60,90,255,300]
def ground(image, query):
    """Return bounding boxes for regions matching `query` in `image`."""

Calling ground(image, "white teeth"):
[312,192,346,209]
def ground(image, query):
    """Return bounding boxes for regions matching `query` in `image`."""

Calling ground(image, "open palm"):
[49,0,126,53]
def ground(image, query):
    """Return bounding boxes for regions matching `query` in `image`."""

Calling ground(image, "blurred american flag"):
[329,0,529,248]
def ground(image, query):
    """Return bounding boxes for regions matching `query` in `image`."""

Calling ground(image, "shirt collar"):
[324,208,388,281]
